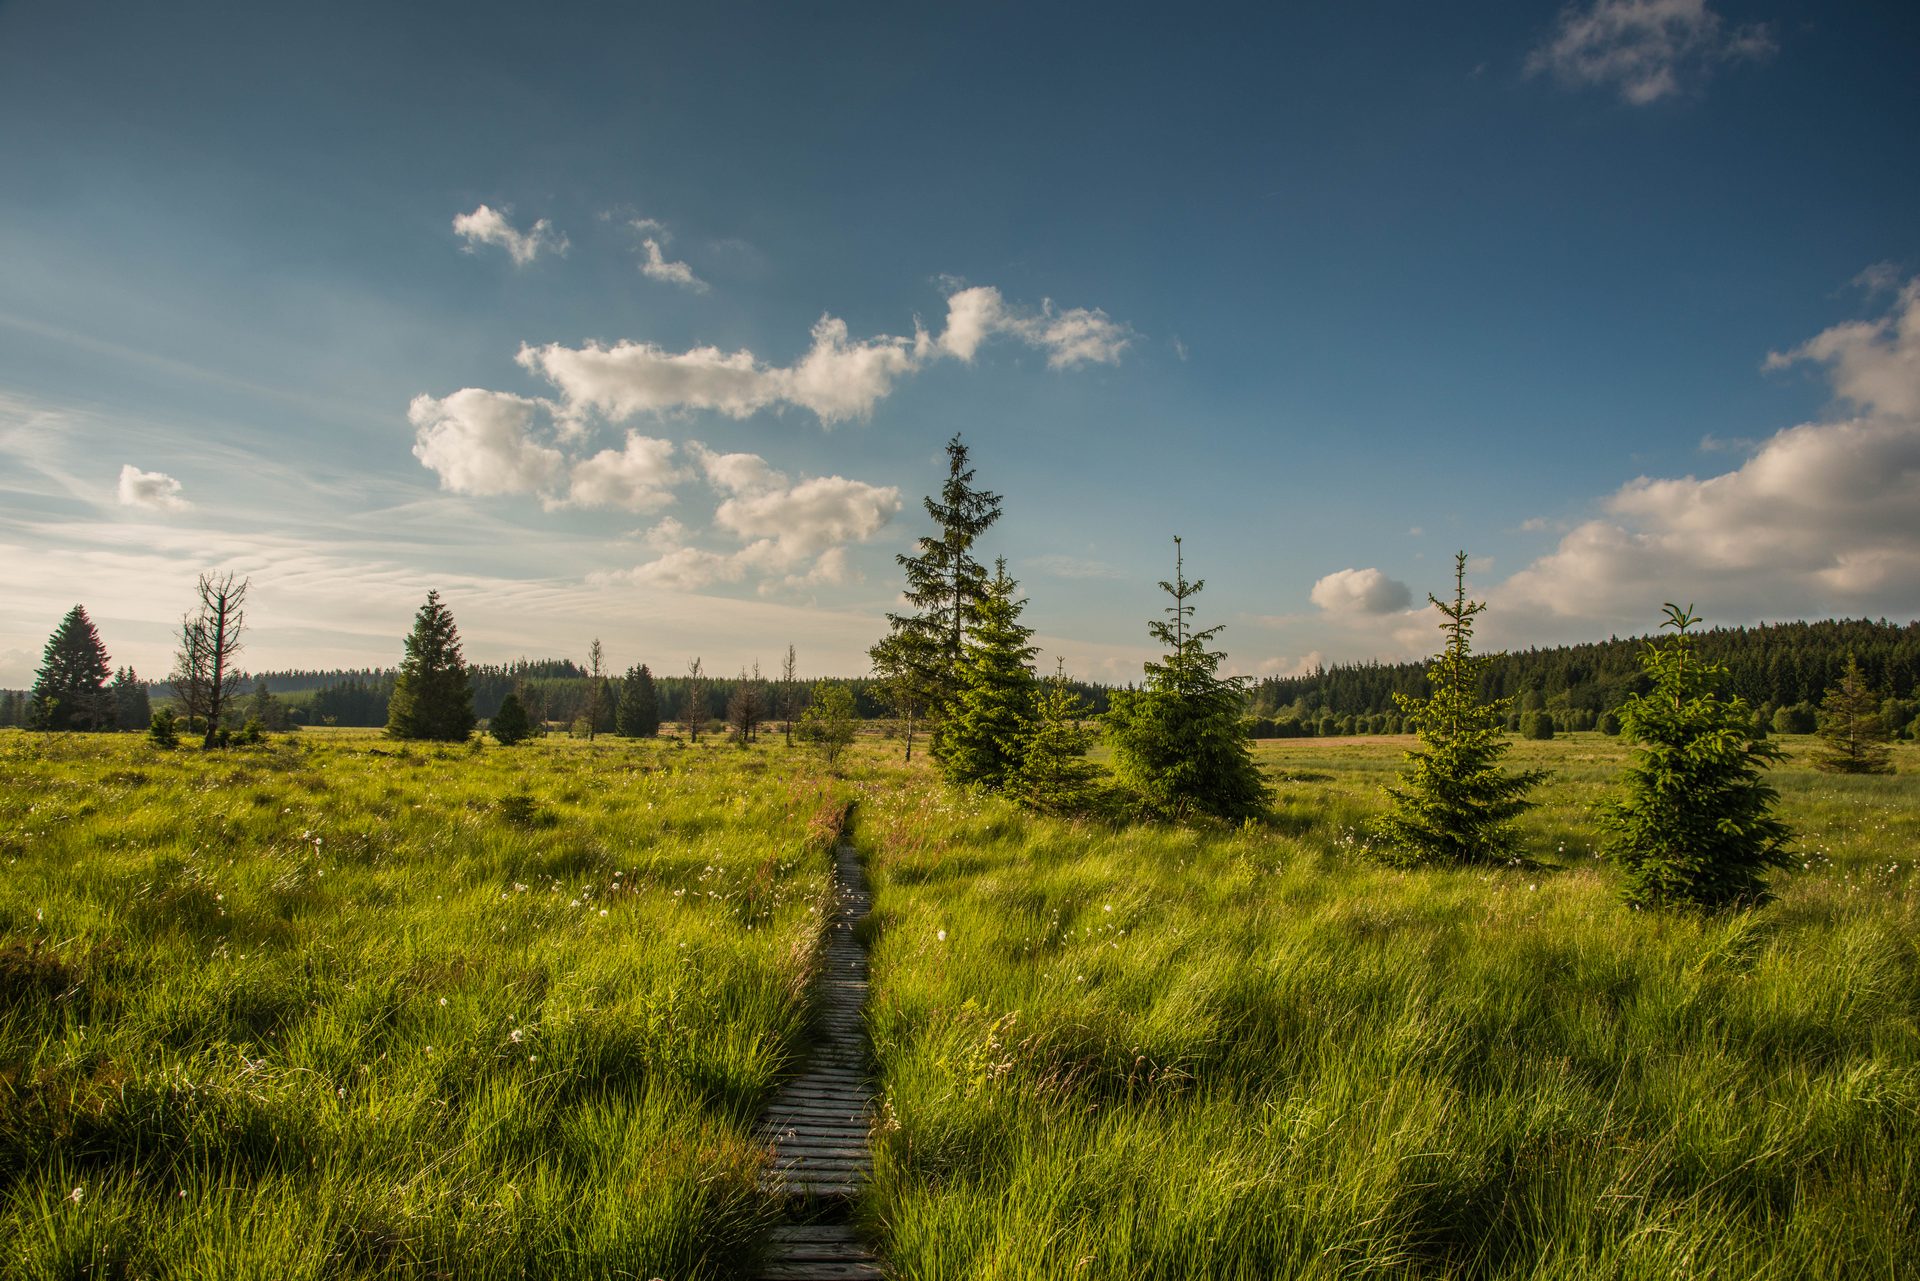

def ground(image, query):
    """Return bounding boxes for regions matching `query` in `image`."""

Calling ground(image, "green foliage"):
[1815,653,1893,774]
[30,605,113,732]
[1013,662,1104,815]
[937,561,1037,790]
[110,667,150,732]
[386,591,475,742]
[246,677,289,732]
[1371,553,1545,866]
[147,706,179,748]
[1773,702,1818,734]
[800,681,858,768]
[490,692,534,746]
[1105,538,1266,821]
[1520,710,1555,740]
[875,434,1004,752]
[616,664,660,737]
[1602,605,1791,911]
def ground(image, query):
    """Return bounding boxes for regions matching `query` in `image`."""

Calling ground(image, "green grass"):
[856,734,1920,1279]
[5,728,1917,1278]
[0,729,847,1279]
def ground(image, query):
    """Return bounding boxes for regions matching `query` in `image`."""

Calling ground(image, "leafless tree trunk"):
[585,638,605,741]
[780,644,798,746]
[685,656,705,743]
[176,573,248,748]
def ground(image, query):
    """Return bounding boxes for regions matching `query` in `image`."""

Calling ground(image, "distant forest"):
[4,618,1915,735]
[1247,617,1920,735]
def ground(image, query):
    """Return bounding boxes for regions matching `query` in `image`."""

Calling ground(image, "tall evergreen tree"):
[1015,660,1104,815]
[939,560,1038,789]
[1105,538,1266,820]
[1603,605,1791,910]
[616,663,660,737]
[1814,652,1893,774]
[1371,553,1545,866]
[386,591,475,741]
[111,666,151,732]
[873,434,1003,757]
[30,605,113,731]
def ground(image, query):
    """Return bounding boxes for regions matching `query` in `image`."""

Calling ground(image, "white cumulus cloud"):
[1310,567,1414,615]
[639,238,708,292]
[452,204,568,265]
[409,389,565,498]
[116,464,190,511]
[1498,274,1920,625]
[510,282,1129,428]
[1526,0,1774,105]
[565,432,686,512]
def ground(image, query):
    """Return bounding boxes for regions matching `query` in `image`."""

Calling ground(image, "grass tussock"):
[0,728,846,1279]
[858,736,1920,1280]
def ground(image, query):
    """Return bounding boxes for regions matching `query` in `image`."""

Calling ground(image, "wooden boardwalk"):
[757,838,882,1279]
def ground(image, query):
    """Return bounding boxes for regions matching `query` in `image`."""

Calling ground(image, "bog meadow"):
[7,434,1919,1279]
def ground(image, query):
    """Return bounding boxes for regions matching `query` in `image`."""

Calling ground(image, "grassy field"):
[858,734,1920,1279]
[0,729,847,1279]
[3,728,1916,1278]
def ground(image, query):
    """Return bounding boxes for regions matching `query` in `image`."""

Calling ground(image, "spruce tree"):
[873,434,1003,758]
[1371,553,1545,866]
[1814,653,1893,774]
[490,692,533,745]
[111,667,151,732]
[386,591,475,741]
[1105,538,1266,820]
[939,560,1038,789]
[617,663,660,737]
[1602,605,1791,911]
[1015,660,1104,815]
[30,605,113,731]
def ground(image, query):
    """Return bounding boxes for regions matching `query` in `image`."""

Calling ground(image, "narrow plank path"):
[757,836,882,1280]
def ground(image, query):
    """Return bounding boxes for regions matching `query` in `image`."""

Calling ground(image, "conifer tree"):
[583,639,606,741]
[490,691,533,745]
[1602,605,1791,910]
[1371,553,1545,866]
[683,657,707,742]
[616,663,660,737]
[30,605,113,731]
[1813,652,1893,774]
[1105,538,1266,820]
[247,678,286,731]
[938,559,1038,789]
[386,591,475,741]
[1015,660,1104,815]
[873,434,1003,756]
[111,666,151,732]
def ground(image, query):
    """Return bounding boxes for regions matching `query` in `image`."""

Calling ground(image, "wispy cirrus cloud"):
[452,204,569,265]
[1526,0,1774,105]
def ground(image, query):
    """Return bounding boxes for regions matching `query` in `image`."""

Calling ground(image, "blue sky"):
[3,0,1917,685]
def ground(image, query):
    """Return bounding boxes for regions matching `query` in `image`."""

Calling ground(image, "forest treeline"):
[1246,617,1920,737]
[3,617,1915,735]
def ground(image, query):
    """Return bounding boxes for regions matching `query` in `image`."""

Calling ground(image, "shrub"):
[1521,711,1555,740]
[490,693,533,746]
[148,707,180,748]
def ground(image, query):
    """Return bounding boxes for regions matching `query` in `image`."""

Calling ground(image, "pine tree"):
[1371,553,1545,866]
[1603,605,1791,911]
[938,560,1038,789]
[1105,538,1266,820]
[616,663,660,737]
[247,678,286,731]
[1814,652,1893,774]
[30,605,113,731]
[111,667,151,732]
[1015,660,1104,815]
[490,692,533,745]
[873,434,1003,758]
[386,591,475,741]
[584,639,606,741]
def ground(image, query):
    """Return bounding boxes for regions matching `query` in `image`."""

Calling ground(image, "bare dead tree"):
[585,638,605,742]
[728,662,765,747]
[177,573,249,748]
[684,656,706,743]
[780,644,798,746]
